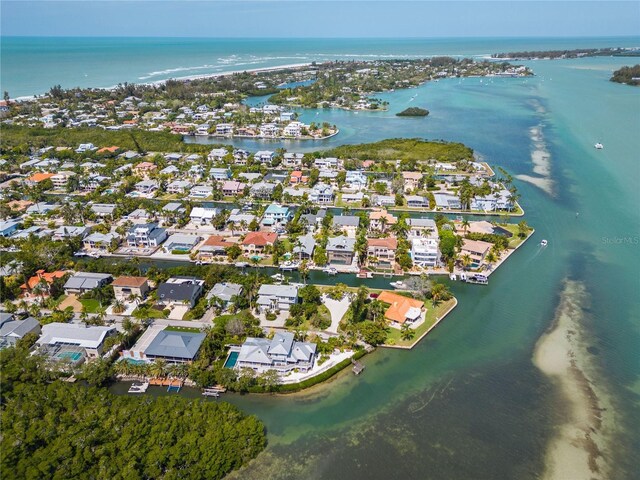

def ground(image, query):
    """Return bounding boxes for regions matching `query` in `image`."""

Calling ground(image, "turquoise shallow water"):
[1,35,639,97]
[5,36,639,477]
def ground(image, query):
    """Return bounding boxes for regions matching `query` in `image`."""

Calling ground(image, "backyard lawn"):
[79,299,101,313]
[385,297,457,348]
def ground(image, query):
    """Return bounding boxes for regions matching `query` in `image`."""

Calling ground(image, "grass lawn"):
[384,297,457,348]
[79,299,101,313]
[496,223,534,248]
[164,326,202,333]
[131,305,168,319]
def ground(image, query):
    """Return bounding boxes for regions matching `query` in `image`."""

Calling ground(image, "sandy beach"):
[533,280,615,480]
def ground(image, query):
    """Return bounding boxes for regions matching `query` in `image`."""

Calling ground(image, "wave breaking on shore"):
[533,279,615,480]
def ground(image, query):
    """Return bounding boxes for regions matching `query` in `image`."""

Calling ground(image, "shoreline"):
[532,279,615,480]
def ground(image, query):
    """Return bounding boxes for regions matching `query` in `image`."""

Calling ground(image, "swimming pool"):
[56,351,83,361]
[224,351,239,368]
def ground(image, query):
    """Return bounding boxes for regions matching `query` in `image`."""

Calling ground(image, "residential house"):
[134,180,158,195]
[233,149,250,165]
[227,210,257,230]
[236,331,316,373]
[37,323,115,361]
[51,171,76,190]
[126,223,167,248]
[327,236,356,266]
[221,180,246,196]
[408,218,437,238]
[0,220,20,237]
[342,192,366,203]
[411,235,440,267]
[197,235,237,262]
[20,270,67,298]
[259,124,279,137]
[163,234,202,253]
[402,172,423,191]
[242,231,278,255]
[111,276,150,301]
[250,182,276,200]
[208,148,229,162]
[309,182,334,204]
[190,207,219,225]
[332,215,360,236]
[83,232,118,252]
[215,123,233,135]
[460,239,492,268]
[282,152,304,168]
[433,193,462,210]
[377,291,425,327]
[254,150,275,164]
[159,165,180,176]
[372,194,396,207]
[75,143,97,153]
[52,226,90,241]
[26,202,59,215]
[256,284,299,312]
[283,121,304,136]
[369,209,397,232]
[0,314,41,348]
[345,171,368,191]
[314,157,339,170]
[292,233,316,260]
[126,208,152,223]
[262,204,292,227]
[207,282,243,307]
[406,195,429,208]
[367,237,398,270]
[143,329,206,363]
[209,168,231,182]
[157,277,205,308]
[63,272,112,295]
[189,185,213,199]
[167,180,192,194]
[289,170,308,185]
[25,172,55,186]
[133,162,157,177]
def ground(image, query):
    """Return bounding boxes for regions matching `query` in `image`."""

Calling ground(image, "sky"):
[1,1,639,38]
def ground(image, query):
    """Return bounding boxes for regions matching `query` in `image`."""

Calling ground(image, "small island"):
[396,107,429,117]
[610,65,640,86]
[492,47,640,61]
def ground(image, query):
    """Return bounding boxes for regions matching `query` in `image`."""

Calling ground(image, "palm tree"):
[80,308,89,326]
[461,218,470,234]
[27,302,41,318]
[460,254,473,271]
[430,283,448,307]
[112,299,125,314]
[400,323,415,341]
[485,251,497,270]
[150,359,167,378]
[299,260,309,285]
[18,299,29,316]
[95,306,107,325]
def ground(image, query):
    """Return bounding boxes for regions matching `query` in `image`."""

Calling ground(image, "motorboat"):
[594,142,604,149]
[323,267,338,276]
[540,239,548,247]
[271,273,285,282]
[357,270,373,279]
[390,280,408,289]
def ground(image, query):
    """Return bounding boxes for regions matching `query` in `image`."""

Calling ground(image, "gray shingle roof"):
[64,272,112,291]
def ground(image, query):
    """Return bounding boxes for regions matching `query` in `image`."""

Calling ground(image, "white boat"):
[540,239,548,247]
[271,273,285,282]
[323,267,338,275]
[390,280,408,289]
[594,142,604,149]
[279,261,299,271]
[450,273,458,281]
[128,381,149,394]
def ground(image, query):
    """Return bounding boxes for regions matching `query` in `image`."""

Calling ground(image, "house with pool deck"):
[234,331,317,373]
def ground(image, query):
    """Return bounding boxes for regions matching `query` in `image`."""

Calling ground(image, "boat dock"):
[462,274,489,285]
[148,377,184,392]
[202,386,226,397]
[352,358,365,375]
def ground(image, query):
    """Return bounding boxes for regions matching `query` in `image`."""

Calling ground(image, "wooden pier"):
[352,359,365,375]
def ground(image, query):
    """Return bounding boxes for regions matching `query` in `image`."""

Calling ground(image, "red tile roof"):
[242,232,278,246]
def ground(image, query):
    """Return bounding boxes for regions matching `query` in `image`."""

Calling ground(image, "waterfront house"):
[134,180,158,195]
[0,314,41,348]
[259,124,279,138]
[210,168,232,182]
[142,329,206,364]
[283,121,304,137]
[372,194,395,207]
[332,215,360,236]
[262,204,292,227]
[369,209,397,232]
[254,150,275,164]
[208,148,229,162]
[309,183,334,204]
[20,270,67,298]
[37,323,116,362]
[83,232,118,252]
[157,277,205,308]
[406,195,429,208]
[227,210,257,230]
[207,282,243,307]
[433,193,462,210]
[235,331,316,373]
[190,206,219,225]
[242,231,278,255]
[292,233,316,260]
[402,172,423,191]
[411,235,440,267]
[111,276,150,301]
[215,123,234,135]
[408,218,437,238]
[256,284,299,312]
[377,291,425,327]
[51,226,90,241]
[327,236,356,266]
[63,272,112,295]
[126,223,167,248]
[221,180,246,196]
[314,157,339,170]
[282,152,304,168]
[367,237,398,270]
[342,192,366,203]
[163,234,202,253]
[51,171,76,190]
[250,182,277,200]
[460,239,492,268]
[197,235,237,261]
[167,180,192,194]
[189,185,213,199]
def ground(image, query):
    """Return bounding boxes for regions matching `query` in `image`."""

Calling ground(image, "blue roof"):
[265,204,290,215]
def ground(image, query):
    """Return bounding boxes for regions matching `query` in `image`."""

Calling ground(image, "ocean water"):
[1,36,639,97]
[4,37,640,478]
